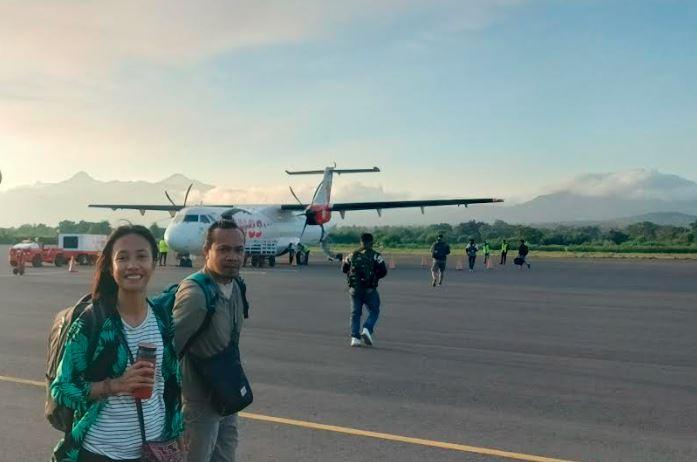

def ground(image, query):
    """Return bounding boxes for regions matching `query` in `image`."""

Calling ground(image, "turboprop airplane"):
[90,166,503,267]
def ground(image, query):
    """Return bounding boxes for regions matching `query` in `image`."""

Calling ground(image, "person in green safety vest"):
[158,238,169,266]
[482,241,492,269]
[500,239,509,265]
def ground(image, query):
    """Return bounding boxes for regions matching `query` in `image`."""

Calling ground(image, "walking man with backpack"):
[516,239,531,269]
[465,239,478,272]
[173,219,252,462]
[430,234,451,286]
[342,233,388,347]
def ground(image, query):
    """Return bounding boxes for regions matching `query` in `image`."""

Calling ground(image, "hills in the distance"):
[0,169,696,228]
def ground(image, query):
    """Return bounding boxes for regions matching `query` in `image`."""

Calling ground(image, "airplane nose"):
[164,225,187,253]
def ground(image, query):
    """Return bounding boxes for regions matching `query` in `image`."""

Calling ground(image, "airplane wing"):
[89,204,242,212]
[89,204,185,212]
[280,198,503,212]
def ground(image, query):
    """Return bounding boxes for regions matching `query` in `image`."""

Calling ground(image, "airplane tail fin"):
[286,166,380,206]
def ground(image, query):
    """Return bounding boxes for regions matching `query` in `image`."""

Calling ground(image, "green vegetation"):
[0,221,166,244]
[327,220,697,254]
[2,219,696,257]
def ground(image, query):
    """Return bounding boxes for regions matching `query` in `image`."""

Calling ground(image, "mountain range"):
[1,169,696,228]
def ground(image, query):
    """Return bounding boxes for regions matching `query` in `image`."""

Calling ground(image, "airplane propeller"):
[164,183,193,217]
[289,185,327,243]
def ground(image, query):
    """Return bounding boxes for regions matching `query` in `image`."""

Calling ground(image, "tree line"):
[328,220,697,249]
[2,219,696,251]
[0,221,166,245]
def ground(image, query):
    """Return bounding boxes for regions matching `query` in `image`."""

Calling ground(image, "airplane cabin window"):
[184,214,199,222]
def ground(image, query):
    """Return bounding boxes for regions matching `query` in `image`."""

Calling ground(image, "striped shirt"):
[82,306,167,459]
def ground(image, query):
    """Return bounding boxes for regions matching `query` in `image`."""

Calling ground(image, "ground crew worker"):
[342,233,387,347]
[465,239,478,272]
[158,238,169,266]
[500,239,509,265]
[483,241,492,269]
[288,243,295,265]
[430,234,451,286]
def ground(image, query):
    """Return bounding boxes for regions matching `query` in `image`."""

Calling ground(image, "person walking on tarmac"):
[516,239,531,269]
[500,239,509,265]
[342,233,387,347]
[482,240,492,269]
[465,239,478,272]
[158,238,169,266]
[430,234,451,286]
[13,250,26,275]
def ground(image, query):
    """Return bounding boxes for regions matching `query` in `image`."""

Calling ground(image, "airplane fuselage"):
[164,205,327,256]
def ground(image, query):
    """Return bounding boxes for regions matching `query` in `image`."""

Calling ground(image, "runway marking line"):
[0,374,578,462]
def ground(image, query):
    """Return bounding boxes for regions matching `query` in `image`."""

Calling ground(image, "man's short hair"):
[205,218,244,249]
[437,234,444,239]
[360,233,374,244]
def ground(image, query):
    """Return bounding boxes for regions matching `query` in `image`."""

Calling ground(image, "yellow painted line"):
[0,375,45,387]
[0,375,578,462]
[239,412,578,462]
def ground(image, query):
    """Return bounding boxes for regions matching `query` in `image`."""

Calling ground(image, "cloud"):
[550,169,697,201]
[0,0,527,80]
[0,0,423,81]
[192,180,409,205]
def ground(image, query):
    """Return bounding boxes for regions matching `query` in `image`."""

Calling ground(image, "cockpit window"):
[200,215,211,223]
[184,214,199,222]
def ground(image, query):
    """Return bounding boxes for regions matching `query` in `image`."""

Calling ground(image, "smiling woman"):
[50,225,184,462]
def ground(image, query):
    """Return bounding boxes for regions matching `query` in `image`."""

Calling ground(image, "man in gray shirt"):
[173,219,247,462]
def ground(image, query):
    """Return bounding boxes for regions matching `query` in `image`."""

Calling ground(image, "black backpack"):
[45,293,103,432]
[348,250,376,288]
[432,242,450,260]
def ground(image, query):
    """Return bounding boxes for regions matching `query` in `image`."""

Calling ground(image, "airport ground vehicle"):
[8,234,107,268]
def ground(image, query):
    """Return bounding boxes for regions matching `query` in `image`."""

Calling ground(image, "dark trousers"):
[500,251,507,264]
[79,449,139,462]
[159,252,167,266]
[468,255,476,270]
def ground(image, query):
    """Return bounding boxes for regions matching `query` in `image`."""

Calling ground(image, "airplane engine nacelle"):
[306,205,332,226]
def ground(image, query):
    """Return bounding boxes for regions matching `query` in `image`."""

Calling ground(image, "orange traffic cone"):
[456,259,464,271]
[421,256,428,267]
[389,258,396,270]
[68,256,78,273]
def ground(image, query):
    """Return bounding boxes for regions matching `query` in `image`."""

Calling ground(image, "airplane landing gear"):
[178,253,193,268]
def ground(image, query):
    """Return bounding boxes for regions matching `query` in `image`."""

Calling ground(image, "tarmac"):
[1,245,696,462]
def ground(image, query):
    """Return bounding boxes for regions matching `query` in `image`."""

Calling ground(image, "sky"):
[1,0,695,203]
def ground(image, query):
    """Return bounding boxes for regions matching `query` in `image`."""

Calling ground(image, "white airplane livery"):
[90,166,503,266]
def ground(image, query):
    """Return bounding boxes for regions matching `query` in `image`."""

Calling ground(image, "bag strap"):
[116,327,148,445]
[125,345,148,445]
[178,272,218,360]
[234,276,250,319]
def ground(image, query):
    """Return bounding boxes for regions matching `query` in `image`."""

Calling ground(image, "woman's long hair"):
[91,225,158,310]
